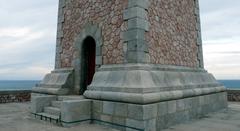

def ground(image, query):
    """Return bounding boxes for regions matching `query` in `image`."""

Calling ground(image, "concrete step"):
[35,112,60,124]
[36,84,62,88]
[51,101,62,108]
[44,106,60,116]
[32,87,69,95]
[51,68,74,73]
[58,95,85,101]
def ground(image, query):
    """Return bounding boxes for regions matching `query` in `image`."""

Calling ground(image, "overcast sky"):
[0,0,239,80]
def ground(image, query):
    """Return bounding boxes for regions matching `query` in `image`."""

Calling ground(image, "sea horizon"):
[0,79,240,91]
[0,80,40,91]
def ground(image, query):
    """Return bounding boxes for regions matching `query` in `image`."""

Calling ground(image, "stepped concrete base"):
[84,64,225,104]
[44,106,60,116]
[4,102,240,131]
[31,92,227,130]
[33,112,60,125]
[31,64,228,130]
[31,93,91,127]
[31,93,57,113]
[61,99,92,127]
[32,68,74,95]
[83,64,228,130]
[92,92,227,131]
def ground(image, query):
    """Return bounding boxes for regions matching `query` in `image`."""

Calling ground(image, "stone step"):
[51,101,62,108]
[44,106,60,116]
[51,68,74,73]
[32,87,69,95]
[36,84,62,88]
[58,95,85,101]
[35,112,60,124]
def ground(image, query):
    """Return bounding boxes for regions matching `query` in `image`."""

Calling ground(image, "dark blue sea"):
[0,80,40,91]
[218,80,240,89]
[0,80,239,91]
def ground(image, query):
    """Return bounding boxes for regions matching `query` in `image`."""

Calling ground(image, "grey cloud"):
[0,0,239,80]
[208,52,240,55]
[0,0,58,28]
[0,0,58,80]
[200,0,240,13]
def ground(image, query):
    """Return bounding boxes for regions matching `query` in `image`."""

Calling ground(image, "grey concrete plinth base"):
[61,99,92,127]
[84,64,226,104]
[31,92,227,130]
[31,93,57,113]
[31,64,227,130]
[92,92,227,131]
[32,68,75,95]
[83,64,228,130]
[31,94,92,127]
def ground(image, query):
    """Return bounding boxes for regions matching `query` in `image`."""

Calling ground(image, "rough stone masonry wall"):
[227,89,240,102]
[57,0,128,68]
[146,0,199,68]
[0,90,31,103]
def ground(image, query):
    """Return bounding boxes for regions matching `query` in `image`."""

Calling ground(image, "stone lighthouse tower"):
[31,0,227,130]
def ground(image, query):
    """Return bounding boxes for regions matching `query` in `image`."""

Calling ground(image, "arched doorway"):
[80,36,96,93]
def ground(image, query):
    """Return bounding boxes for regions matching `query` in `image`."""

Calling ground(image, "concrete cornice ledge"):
[84,64,226,104]
[84,86,225,104]
[98,64,206,72]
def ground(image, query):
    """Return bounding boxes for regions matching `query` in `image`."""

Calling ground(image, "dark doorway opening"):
[80,36,96,94]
